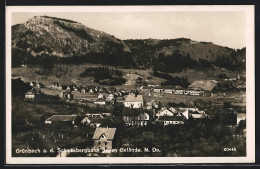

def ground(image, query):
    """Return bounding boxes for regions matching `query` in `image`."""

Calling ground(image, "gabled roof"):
[124,94,143,102]
[46,115,77,122]
[93,128,116,140]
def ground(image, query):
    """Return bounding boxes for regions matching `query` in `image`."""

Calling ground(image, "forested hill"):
[124,39,246,72]
[12,16,246,73]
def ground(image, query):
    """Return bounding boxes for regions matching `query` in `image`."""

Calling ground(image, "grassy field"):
[12,63,245,92]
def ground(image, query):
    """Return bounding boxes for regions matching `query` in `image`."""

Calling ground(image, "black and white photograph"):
[5,5,255,164]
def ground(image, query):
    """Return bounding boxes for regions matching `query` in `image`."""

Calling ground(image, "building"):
[185,87,205,96]
[164,86,174,94]
[45,115,78,126]
[155,108,174,117]
[139,86,151,95]
[124,94,144,108]
[93,128,116,152]
[25,88,42,100]
[36,83,44,88]
[153,87,164,93]
[174,85,184,95]
[30,82,36,87]
[106,94,114,101]
[94,98,106,105]
[158,116,185,126]
[81,116,113,128]
[237,113,246,124]
[59,91,72,100]
[123,112,150,126]
[51,82,59,89]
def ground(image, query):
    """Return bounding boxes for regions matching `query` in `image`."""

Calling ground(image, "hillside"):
[12,16,129,66]
[12,16,246,73]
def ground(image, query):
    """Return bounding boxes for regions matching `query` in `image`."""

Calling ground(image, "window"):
[105,141,108,145]
[98,141,101,145]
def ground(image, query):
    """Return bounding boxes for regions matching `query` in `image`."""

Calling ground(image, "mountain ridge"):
[12,16,246,72]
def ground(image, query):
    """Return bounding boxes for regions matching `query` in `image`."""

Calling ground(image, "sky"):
[12,12,246,49]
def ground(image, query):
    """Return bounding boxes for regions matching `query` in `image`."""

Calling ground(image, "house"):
[25,88,41,100]
[45,115,79,126]
[94,98,106,105]
[123,112,150,126]
[155,108,174,117]
[81,116,112,128]
[169,107,177,113]
[164,86,174,94]
[66,85,72,91]
[36,83,44,88]
[237,113,246,124]
[57,84,66,90]
[93,128,116,152]
[106,94,114,101]
[145,100,159,110]
[124,94,144,108]
[139,86,151,95]
[190,111,206,119]
[51,82,59,89]
[185,87,205,96]
[174,85,184,95]
[30,82,36,87]
[153,87,164,93]
[59,91,72,100]
[157,116,185,126]
[98,93,105,99]
[81,88,86,93]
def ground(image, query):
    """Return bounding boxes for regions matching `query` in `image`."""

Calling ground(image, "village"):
[10,79,247,157]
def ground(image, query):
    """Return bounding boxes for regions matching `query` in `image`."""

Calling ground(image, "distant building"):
[93,128,116,152]
[155,108,174,117]
[51,82,59,89]
[123,112,150,126]
[139,86,151,95]
[164,86,174,94]
[106,94,114,101]
[124,94,144,108]
[157,116,185,126]
[237,113,246,124]
[45,115,79,126]
[36,83,45,89]
[185,87,205,96]
[153,87,164,93]
[60,91,72,100]
[174,86,184,95]
[94,98,106,105]
[30,82,36,87]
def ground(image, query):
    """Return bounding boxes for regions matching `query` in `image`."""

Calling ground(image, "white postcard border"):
[5,5,255,164]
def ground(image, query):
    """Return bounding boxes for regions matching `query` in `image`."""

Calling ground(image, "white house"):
[124,94,144,108]
[123,112,150,126]
[158,116,185,126]
[106,94,114,101]
[94,98,106,105]
[155,108,174,117]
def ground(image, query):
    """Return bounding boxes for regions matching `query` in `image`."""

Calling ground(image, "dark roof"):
[158,116,185,121]
[93,128,116,140]
[46,115,77,122]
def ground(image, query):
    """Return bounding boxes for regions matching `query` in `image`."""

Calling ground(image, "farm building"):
[124,94,144,108]
[92,128,116,152]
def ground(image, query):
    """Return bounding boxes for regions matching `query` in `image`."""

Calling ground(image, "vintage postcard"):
[5,5,255,164]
